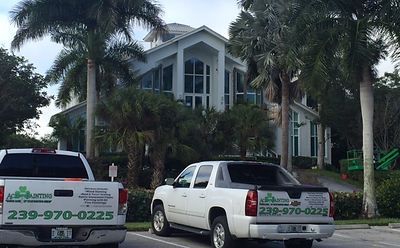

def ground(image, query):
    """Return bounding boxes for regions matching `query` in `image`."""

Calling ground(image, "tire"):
[284,239,313,248]
[210,216,234,248]
[151,205,171,236]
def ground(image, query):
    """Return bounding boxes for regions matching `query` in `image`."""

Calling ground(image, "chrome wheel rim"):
[153,210,165,232]
[213,223,225,248]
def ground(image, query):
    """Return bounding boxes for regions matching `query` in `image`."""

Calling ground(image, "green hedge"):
[127,189,154,222]
[332,192,363,220]
[377,176,400,218]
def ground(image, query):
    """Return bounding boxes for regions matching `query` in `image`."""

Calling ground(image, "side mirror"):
[165,178,175,186]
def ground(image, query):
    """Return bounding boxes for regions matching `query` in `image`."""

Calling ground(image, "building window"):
[235,70,245,104]
[290,110,300,156]
[310,122,318,157]
[235,70,262,105]
[162,65,173,98]
[140,65,173,96]
[184,58,210,109]
[225,70,230,110]
[141,71,153,91]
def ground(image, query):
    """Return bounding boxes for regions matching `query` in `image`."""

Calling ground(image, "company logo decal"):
[260,193,289,206]
[6,186,52,203]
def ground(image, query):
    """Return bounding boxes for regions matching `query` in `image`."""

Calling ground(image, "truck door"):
[166,166,195,224]
[186,165,213,229]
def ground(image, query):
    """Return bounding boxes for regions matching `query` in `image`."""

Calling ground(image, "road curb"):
[388,223,400,229]
[335,224,370,230]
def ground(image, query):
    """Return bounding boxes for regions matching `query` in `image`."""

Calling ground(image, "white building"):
[55,23,332,164]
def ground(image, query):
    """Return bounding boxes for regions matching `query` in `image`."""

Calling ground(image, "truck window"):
[175,166,195,188]
[193,165,213,188]
[0,154,88,179]
[227,163,294,186]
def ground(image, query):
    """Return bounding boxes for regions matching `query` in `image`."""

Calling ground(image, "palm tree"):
[227,104,273,159]
[96,87,158,189]
[10,0,164,159]
[46,28,145,108]
[296,0,400,217]
[229,0,302,171]
[49,114,85,151]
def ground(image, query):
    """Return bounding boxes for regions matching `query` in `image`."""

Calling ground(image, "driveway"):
[317,176,361,192]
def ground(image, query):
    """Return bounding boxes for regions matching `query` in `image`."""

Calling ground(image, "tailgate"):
[2,180,120,225]
[257,185,330,221]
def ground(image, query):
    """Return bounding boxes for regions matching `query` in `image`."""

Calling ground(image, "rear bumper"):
[0,225,127,246]
[249,224,335,240]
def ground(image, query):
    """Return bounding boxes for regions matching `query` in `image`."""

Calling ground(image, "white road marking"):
[129,233,191,248]
[378,242,400,247]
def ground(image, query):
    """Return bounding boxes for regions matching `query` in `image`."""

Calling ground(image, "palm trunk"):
[280,72,290,170]
[127,142,141,189]
[317,104,325,169]
[360,65,377,218]
[86,58,96,159]
[150,143,167,190]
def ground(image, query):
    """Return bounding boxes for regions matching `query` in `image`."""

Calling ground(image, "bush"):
[333,192,363,220]
[348,170,400,188]
[127,189,154,222]
[377,176,400,218]
[292,156,317,169]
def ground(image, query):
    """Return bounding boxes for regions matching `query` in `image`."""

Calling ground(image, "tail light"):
[329,192,335,218]
[32,148,56,153]
[118,188,128,215]
[0,186,4,214]
[245,190,258,216]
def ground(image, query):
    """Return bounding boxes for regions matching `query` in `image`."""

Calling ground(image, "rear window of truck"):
[0,154,88,179]
[227,163,294,186]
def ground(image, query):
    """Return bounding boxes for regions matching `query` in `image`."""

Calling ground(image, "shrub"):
[377,176,400,218]
[126,189,154,222]
[332,192,363,220]
[292,156,317,169]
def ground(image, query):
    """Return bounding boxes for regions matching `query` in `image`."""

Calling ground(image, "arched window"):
[184,58,211,109]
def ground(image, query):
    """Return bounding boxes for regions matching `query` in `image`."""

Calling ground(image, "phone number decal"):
[259,207,328,216]
[7,210,114,220]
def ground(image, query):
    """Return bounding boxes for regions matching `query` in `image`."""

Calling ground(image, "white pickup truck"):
[0,148,128,247]
[151,161,335,248]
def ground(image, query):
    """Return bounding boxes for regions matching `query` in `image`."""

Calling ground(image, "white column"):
[176,45,184,101]
[217,48,225,111]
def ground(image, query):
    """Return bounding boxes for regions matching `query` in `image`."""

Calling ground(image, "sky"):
[0,0,395,138]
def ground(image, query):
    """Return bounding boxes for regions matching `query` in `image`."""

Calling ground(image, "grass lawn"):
[126,222,151,231]
[335,218,400,226]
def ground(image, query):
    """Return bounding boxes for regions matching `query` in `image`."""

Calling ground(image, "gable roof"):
[144,25,229,54]
[143,23,195,42]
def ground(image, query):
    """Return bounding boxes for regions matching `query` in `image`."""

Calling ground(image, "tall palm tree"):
[96,87,158,189]
[46,28,145,108]
[230,0,302,171]
[296,0,400,217]
[10,0,164,159]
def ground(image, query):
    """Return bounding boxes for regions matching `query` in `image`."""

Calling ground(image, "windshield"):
[0,153,88,179]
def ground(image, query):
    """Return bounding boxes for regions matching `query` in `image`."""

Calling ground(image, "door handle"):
[199,195,206,198]
[182,194,187,197]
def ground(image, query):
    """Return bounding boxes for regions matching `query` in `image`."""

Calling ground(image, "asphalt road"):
[121,227,400,248]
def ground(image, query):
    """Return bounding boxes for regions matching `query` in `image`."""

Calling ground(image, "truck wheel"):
[211,216,234,248]
[284,239,313,248]
[151,205,171,236]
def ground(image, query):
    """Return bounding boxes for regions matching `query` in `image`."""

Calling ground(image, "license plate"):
[51,227,72,240]
[278,224,305,233]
